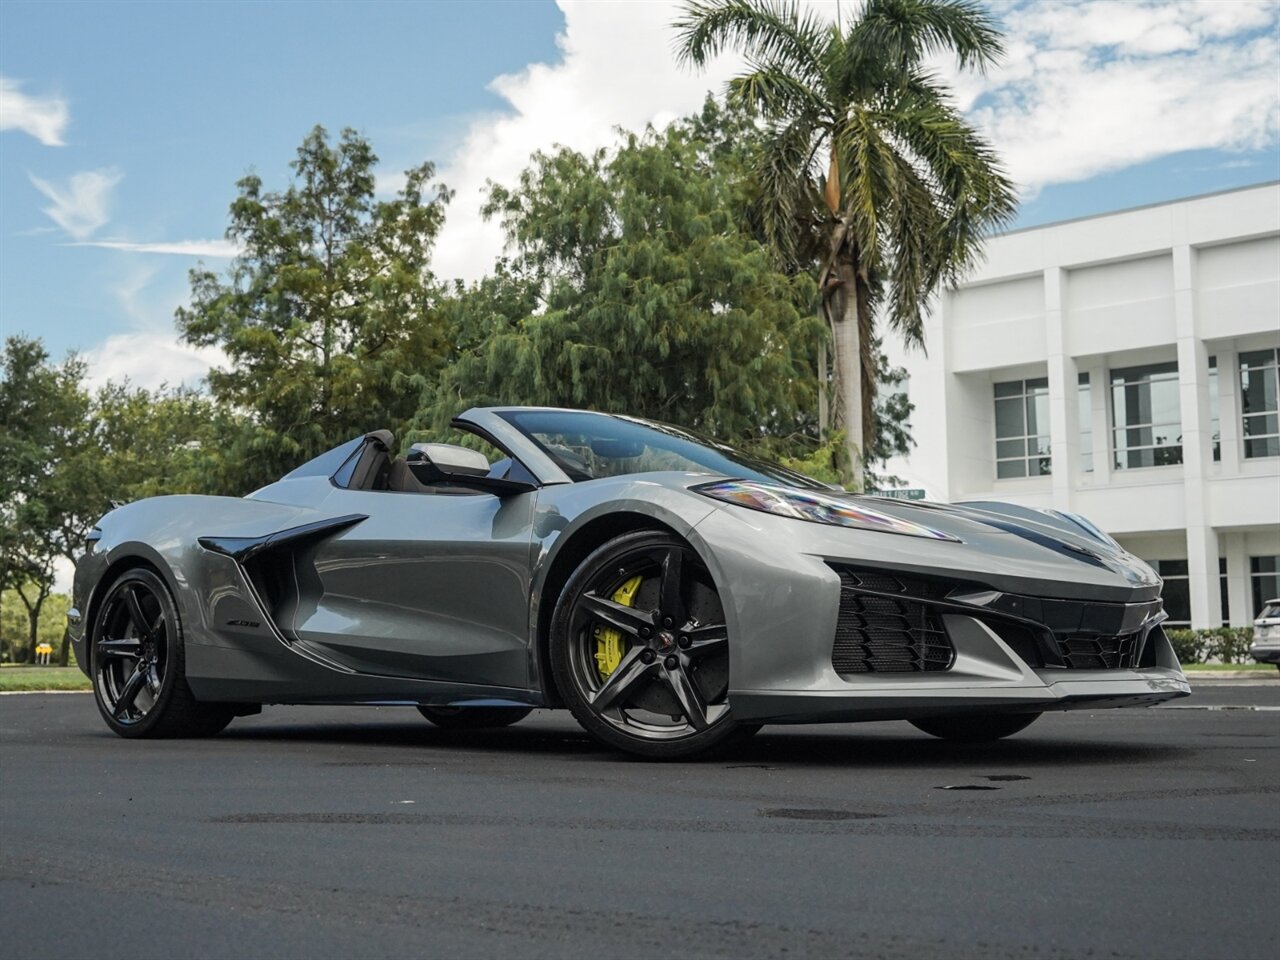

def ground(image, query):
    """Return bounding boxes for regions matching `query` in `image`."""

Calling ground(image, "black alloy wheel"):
[909,712,1041,742]
[550,530,759,759]
[91,567,235,738]
[416,705,533,729]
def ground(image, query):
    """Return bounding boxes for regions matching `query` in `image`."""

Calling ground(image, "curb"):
[1183,671,1280,680]
[0,689,92,695]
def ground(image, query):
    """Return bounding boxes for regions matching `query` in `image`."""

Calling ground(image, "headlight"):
[693,480,960,541]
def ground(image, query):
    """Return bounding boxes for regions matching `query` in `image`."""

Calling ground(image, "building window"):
[994,377,1050,479]
[1240,348,1279,459]
[1208,356,1221,463]
[1153,558,1229,627]
[1252,556,1280,619]
[1111,361,1182,469]
[1078,373,1093,473]
[1154,559,1190,626]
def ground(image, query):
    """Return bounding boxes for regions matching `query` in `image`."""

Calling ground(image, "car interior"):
[336,430,533,495]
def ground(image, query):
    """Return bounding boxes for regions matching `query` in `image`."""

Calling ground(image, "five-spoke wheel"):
[91,567,234,738]
[551,530,757,759]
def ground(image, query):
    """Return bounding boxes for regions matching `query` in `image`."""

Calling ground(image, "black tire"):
[909,712,1041,742]
[91,566,235,739]
[550,529,759,760]
[416,705,533,729]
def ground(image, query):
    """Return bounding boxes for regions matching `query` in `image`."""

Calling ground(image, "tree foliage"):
[0,337,90,661]
[0,336,236,662]
[419,107,824,451]
[675,0,1016,483]
[177,125,453,491]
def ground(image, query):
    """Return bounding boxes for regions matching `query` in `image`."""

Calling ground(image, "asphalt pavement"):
[2,680,1277,960]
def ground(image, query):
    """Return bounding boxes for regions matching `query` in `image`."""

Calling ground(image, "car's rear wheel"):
[415,705,532,729]
[550,530,759,760]
[909,712,1041,742]
[91,567,234,739]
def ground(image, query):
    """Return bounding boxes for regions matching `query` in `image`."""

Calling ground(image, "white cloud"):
[0,76,69,146]
[29,168,122,239]
[81,262,225,391]
[432,0,740,283]
[72,237,241,258]
[968,0,1280,194]
[427,0,1279,281]
[82,330,224,392]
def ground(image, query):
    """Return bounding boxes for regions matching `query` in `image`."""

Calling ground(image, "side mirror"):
[406,442,538,496]
[408,442,490,477]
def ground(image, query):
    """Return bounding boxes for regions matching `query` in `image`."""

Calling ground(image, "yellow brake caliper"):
[595,575,643,680]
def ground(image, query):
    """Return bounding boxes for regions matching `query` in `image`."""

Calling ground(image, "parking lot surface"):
[3,681,1277,960]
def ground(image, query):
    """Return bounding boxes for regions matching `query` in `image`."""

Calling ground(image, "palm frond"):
[728,56,830,121]
[850,0,1005,73]
[879,76,1017,280]
[753,116,825,267]
[674,0,829,89]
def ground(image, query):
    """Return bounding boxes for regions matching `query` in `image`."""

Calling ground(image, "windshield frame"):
[494,409,829,490]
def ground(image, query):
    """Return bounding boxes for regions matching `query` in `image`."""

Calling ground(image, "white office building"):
[885,182,1280,628]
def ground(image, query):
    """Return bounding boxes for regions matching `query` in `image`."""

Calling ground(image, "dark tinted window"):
[498,410,826,488]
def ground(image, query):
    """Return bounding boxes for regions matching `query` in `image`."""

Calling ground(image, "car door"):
[286,486,537,690]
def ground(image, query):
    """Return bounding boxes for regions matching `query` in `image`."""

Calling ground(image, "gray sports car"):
[69,406,1190,758]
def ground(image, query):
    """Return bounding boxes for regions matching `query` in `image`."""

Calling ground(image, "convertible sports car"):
[69,406,1191,758]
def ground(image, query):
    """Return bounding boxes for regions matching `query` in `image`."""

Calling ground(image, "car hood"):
[835,492,1159,589]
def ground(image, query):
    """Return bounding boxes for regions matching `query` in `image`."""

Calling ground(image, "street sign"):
[874,488,926,500]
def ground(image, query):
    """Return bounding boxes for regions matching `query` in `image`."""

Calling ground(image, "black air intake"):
[831,569,955,674]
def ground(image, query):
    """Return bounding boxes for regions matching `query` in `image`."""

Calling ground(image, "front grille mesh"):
[1057,634,1141,670]
[833,573,954,674]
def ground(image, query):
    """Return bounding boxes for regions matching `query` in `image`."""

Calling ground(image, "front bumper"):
[731,615,1189,723]
[689,507,1188,724]
[1249,640,1280,665]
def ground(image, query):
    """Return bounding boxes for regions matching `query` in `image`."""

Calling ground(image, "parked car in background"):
[1250,599,1280,671]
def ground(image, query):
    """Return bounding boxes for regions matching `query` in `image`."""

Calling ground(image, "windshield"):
[1259,602,1280,621]
[497,410,828,489]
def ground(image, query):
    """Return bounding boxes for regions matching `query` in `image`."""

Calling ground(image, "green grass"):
[1181,662,1277,672]
[0,666,92,691]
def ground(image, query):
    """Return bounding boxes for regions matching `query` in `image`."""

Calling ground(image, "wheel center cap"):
[656,630,677,651]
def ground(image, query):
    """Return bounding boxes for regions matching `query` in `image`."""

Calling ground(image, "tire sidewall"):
[549,529,751,760]
[91,567,186,739]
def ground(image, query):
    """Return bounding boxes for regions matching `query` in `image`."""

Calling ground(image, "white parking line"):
[1159,704,1280,711]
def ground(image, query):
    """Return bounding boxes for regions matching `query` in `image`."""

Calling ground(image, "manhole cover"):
[983,774,1031,782]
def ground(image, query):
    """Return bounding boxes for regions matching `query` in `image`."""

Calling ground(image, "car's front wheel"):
[550,530,759,760]
[91,567,235,739]
[909,712,1041,742]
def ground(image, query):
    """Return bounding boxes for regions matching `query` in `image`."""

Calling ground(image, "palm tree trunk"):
[817,335,830,433]
[828,254,863,488]
[855,265,877,464]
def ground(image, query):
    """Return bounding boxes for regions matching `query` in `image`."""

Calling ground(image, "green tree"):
[177,125,453,491]
[676,0,1016,485]
[419,115,823,450]
[0,587,69,665]
[0,337,90,662]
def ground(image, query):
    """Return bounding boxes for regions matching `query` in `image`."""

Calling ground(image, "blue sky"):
[2,0,1278,387]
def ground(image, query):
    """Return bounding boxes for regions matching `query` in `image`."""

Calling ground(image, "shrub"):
[1165,626,1255,665]
[1166,629,1205,664]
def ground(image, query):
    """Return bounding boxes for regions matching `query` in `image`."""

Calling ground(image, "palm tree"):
[675,0,1017,486]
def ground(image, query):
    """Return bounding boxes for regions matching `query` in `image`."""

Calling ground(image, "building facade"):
[885,182,1280,628]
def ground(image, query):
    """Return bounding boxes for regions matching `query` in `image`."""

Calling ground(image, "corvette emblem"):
[657,630,677,650]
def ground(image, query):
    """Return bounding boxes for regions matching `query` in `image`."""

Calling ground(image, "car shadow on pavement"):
[211,714,1191,769]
